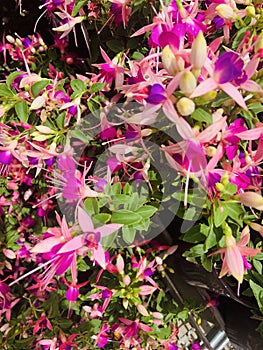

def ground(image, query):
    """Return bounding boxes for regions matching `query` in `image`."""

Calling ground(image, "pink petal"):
[56,235,85,254]
[97,224,122,238]
[225,246,244,283]
[238,246,261,257]
[220,83,247,110]
[31,237,62,253]
[236,127,263,140]
[78,207,94,232]
[92,245,106,269]
[162,99,180,124]
[241,80,262,93]
[139,323,153,332]
[176,117,195,139]
[237,192,263,210]
[139,285,157,295]
[198,117,227,143]
[190,78,217,98]
[245,57,260,79]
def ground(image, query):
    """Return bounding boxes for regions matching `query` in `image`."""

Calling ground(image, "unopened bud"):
[190,31,207,70]
[122,275,131,286]
[6,35,15,44]
[15,38,22,46]
[199,90,217,101]
[216,4,234,20]
[162,45,184,75]
[246,5,256,17]
[176,97,195,116]
[206,146,217,157]
[179,71,197,96]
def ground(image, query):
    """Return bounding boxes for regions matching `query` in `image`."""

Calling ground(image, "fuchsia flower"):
[33,314,53,334]
[191,50,262,109]
[56,207,122,269]
[209,226,261,294]
[92,323,109,348]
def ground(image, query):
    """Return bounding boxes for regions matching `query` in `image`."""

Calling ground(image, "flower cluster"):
[0,0,263,348]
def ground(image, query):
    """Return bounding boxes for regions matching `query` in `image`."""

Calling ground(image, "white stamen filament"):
[9,256,58,286]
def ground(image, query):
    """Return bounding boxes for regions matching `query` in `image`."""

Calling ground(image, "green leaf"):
[15,100,29,123]
[177,310,189,320]
[70,79,86,93]
[93,213,111,224]
[6,71,24,89]
[213,201,228,227]
[122,226,136,244]
[112,194,132,203]
[253,259,262,274]
[111,210,142,225]
[135,205,157,219]
[84,197,99,216]
[191,108,212,124]
[0,83,14,97]
[72,0,88,16]
[90,82,105,93]
[182,224,207,243]
[249,280,263,312]
[204,225,217,250]
[201,254,213,272]
[106,39,124,53]
[232,27,250,50]
[111,182,122,195]
[221,202,243,225]
[57,318,73,329]
[31,79,50,97]
[70,129,92,143]
[101,231,118,248]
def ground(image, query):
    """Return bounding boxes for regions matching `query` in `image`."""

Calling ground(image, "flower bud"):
[216,4,234,20]
[246,5,256,17]
[190,31,207,70]
[179,71,197,96]
[6,35,15,44]
[122,275,131,286]
[176,97,195,116]
[162,45,184,75]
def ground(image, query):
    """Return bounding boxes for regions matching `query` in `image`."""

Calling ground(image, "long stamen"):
[9,257,58,286]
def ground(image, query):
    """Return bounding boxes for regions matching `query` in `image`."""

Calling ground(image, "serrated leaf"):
[112,210,142,225]
[15,100,29,123]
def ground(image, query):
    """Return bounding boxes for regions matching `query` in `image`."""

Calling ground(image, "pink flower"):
[209,226,261,294]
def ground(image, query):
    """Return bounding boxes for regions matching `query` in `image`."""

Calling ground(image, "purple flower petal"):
[215,52,244,84]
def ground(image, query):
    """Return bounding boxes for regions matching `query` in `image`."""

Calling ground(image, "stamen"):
[9,257,58,286]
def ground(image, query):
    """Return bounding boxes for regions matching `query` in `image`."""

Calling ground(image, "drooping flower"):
[209,226,261,294]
